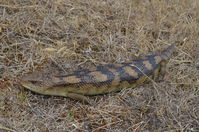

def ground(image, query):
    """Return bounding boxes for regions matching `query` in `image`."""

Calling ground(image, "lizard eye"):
[30,80,43,85]
[30,81,38,84]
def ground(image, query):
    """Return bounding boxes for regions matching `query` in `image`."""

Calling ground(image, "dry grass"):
[0,0,199,131]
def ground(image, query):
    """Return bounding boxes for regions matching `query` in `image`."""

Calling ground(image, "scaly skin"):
[20,44,175,103]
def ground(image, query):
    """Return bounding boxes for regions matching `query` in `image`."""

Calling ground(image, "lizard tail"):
[160,44,175,60]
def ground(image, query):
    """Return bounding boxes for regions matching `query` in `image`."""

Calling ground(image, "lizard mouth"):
[20,81,35,90]
[20,78,52,95]
[20,78,42,92]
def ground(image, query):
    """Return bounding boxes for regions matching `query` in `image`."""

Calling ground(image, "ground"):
[0,0,199,132]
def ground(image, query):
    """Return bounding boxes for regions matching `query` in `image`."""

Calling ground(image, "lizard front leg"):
[67,92,90,104]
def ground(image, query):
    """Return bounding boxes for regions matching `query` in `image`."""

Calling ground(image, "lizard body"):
[20,45,175,103]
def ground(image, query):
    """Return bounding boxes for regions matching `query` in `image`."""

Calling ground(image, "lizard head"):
[20,72,53,94]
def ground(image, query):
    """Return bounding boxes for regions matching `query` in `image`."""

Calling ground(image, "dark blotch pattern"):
[52,45,175,88]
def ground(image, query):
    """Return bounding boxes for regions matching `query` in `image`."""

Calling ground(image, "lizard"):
[20,44,175,104]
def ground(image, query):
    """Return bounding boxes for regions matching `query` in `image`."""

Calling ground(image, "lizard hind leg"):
[152,67,161,80]
[67,92,90,104]
[150,62,166,82]
[158,61,168,80]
